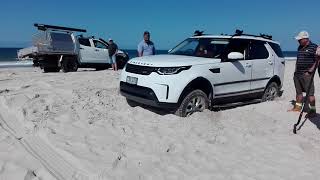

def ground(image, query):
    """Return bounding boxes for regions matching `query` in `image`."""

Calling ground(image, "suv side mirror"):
[228,52,244,60]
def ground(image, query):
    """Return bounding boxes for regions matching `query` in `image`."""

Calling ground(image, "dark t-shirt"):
[108,43,118,56]
[295,42,318,75]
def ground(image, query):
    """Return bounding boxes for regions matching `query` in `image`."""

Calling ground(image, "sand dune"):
[0,61,319,180]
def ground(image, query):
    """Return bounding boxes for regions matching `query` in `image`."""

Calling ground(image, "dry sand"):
[0,61,319,180]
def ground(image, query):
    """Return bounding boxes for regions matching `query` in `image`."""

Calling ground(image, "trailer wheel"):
[70,60,78,72]
[33,58,40,67]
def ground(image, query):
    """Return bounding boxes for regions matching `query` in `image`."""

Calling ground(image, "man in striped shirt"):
[290,31,319,117]
[317,47,320,76]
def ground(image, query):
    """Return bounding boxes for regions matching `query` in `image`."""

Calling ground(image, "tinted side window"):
[78,38,91,47]
[93,40,107,49]
[222,39,250,61]
[249,41,269,59]
[269,43,284,58]
[195,39,229,58]
[50,33,73,42]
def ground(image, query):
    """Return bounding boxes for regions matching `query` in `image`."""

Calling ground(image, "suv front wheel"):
[175,90,209,117]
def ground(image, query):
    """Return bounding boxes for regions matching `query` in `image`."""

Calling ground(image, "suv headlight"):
[156,66,191,75]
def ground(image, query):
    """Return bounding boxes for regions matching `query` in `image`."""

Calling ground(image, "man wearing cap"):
[290,31,319,117]
[137,31,156,57]
[317,46,320,77]
[108,38,118,71]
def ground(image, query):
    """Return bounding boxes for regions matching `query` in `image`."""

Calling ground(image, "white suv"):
[120,32,285,117]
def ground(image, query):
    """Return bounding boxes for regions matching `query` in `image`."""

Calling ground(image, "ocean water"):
[0,48,297,68]
[0,48,21,61]
[124,50,169,59]
[283,51,297,57]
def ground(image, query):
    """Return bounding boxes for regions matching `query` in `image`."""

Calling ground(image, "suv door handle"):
[209,68,220,73]
[268,61,274,65]
[245,63,252,68]
[79,47,84,50]
[95,49,99,52]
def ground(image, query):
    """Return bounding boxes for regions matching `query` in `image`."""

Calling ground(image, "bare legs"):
[112,63,118,71]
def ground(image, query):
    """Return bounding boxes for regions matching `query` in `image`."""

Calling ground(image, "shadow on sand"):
[309,114,320,131]
[130,92,285,116]
[296,114,320,132]
[135,99,263,116]
[137,104,173,116]
[290,99,320,131]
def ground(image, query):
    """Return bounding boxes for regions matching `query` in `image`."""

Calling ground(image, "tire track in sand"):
[0,97,107,180]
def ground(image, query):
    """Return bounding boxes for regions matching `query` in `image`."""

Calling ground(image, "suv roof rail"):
[232,29,273,40]
[34,23,87,33]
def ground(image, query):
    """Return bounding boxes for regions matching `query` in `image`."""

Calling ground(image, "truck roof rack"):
[232,29,272,40]
[34,23,87,33]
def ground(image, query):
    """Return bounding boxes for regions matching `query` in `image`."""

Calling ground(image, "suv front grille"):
[120,82,158,101]
[125,64,156,75]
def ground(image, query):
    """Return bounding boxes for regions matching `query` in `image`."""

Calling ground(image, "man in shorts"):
[317,46,320,77]
[108,38,118,71]
[290,31,319,117]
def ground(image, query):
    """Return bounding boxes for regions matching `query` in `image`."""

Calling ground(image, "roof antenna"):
[193,30,204,36]
[235,29,243,36]
[260,33,272,40]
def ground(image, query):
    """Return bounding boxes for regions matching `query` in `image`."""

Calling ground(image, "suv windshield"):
[169,38,229,58]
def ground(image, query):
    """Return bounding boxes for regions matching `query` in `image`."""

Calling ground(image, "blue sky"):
[0,0,319,50]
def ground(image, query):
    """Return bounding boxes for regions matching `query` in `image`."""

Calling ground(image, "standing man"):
[317,46,320,77]
[290,31,318,117]
[108,38,118,71]
[137,31,156,57]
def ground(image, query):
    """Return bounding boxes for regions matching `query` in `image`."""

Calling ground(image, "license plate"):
[126,76,138,85]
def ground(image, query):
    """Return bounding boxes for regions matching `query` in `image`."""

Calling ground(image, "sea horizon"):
[0,47,298,68]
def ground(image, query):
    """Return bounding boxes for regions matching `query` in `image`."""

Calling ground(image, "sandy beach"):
[0,61,319,180]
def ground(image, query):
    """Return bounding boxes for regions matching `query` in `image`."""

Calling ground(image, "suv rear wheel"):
[175,90,209,117]
[262,82,279,102]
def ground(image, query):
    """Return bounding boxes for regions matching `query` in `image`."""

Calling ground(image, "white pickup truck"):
[18,24,129,72]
